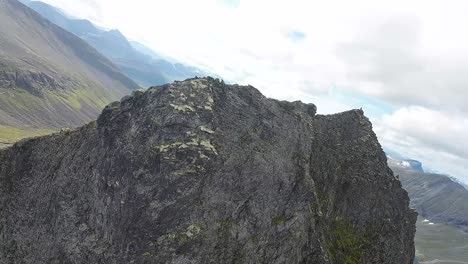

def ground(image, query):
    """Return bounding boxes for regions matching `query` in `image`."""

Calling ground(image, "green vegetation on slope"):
[0,125,54,144]
[0,0,137,144]
[324,219,369,264]
[415,217,468,264]
[0,85,113,130]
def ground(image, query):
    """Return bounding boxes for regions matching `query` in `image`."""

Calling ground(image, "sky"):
[41,0,468,183]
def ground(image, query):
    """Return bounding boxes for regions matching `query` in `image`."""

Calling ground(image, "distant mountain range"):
[388,157,468,232]
[0,0,139,146]
[388,157,468,263]
[23,0,210,88]
[393,159,424,172]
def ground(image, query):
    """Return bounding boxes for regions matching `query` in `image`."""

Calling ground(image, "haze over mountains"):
[0,0,214,148]
[389,157,468,232]
[0,0,139,145]
[23,0,209,88]
[388,157,468,263]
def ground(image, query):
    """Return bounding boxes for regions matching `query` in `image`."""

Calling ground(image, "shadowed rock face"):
[0,77,416,264]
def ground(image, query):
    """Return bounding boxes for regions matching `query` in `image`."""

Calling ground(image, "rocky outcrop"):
[0,77,416,263]
[0,68,67,94]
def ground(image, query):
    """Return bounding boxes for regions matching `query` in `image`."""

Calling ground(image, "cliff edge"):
[0,77,416,263]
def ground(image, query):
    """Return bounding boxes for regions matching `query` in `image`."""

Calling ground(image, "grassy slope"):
[0,84,111,128]
[415,217,468,264]
[0,84,113,144]
[0,0,139,143]
[389,161,468,263]
[0,125,54,144]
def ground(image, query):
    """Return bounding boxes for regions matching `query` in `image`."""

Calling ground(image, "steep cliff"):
[0,77,416,263]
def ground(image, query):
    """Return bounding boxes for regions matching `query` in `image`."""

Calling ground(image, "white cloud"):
[374,107,468,183]
[39,0,468,179]
[337,16,468,113]
[40,0,468,109]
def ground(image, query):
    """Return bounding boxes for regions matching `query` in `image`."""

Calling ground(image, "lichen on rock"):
[0,77,416,264]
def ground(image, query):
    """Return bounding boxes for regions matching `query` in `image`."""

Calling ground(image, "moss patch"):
[218,219,233,232]
[271,216,286,225]
[324,219,369,264]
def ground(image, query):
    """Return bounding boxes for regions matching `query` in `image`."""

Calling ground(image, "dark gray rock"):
[0,77,416,263]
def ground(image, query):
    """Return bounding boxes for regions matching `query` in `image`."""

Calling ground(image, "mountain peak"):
[102,28,129,41]
[0,78,416,263]
[108,28,123,35]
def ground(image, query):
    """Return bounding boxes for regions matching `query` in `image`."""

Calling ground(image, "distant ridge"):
[389,158,468,232]
[0,0,139,145]
[25,0,212,87]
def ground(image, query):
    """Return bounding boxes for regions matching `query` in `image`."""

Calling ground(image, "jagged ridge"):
[0,77,416,263]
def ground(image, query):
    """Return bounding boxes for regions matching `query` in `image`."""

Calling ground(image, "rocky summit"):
[0,77,416,264]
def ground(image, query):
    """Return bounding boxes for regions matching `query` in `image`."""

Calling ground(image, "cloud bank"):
[41,0,468,181]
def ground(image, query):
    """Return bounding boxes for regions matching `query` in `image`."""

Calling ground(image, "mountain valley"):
[389,157,468,263]
[0,0,139,146]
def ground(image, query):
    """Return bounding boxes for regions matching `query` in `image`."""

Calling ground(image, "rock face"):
[0,78,416,264]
